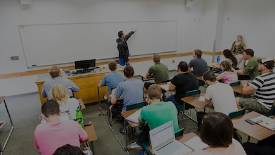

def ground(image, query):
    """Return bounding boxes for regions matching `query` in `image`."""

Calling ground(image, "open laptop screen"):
[150,121,175,151]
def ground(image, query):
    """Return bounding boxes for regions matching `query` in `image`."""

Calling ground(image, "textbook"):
[126,109,141,124]
[184,136,208,150]
[250,115,275,131]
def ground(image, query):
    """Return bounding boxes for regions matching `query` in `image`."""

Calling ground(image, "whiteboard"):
[19,21,177,67]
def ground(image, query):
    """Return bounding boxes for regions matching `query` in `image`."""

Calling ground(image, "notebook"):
[125,109,141,124]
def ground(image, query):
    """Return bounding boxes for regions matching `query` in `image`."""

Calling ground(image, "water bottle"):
[76,108,84,128]
[217,56,220,64]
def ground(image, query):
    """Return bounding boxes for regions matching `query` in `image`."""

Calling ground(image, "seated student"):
[216,61,238,84]
[189,49,208,77]
[237,49,260,80]
[186,112,246,155]
[110,66,143,132]
[214,49,238,69]
[34,100,87,155]
[54,144,84,155]
[98,61,125,92]
[166,61,199,108]
[42,66,79,99]
[236,58,275,114]
[50,83,80,120]
[127,84,179,150]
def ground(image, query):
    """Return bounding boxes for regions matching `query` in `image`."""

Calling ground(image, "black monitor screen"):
[75,59,96,70]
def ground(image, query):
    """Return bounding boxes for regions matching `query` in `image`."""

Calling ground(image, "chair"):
[230,81,241,86]
[126,102,147,111]
[228,108,246,143]
[264,104,275,117]
[142,128,184,155]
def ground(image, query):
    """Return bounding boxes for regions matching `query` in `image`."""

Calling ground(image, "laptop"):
[150,121,192,155]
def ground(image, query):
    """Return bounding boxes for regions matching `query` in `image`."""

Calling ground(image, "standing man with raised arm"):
[116,29,137,66]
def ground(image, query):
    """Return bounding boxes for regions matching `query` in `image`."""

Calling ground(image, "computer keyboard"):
[157,141,183,155]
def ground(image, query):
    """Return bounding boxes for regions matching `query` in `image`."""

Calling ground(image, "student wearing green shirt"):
[127,84,179,150]
[237,49,260,80]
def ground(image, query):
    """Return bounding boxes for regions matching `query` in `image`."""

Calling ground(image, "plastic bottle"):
[76,108,84,128]
[217,55,220,64]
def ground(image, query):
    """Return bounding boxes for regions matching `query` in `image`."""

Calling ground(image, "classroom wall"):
[221,0,275,58]
[0,0,207,96]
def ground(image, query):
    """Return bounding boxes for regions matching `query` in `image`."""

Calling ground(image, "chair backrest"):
[228,108,245,119]
[126,102,147,111]
[161,79,171,83]
[185,90,201,97]
[230,81,241,86]
[264,104,275,117]
[174,128,184,138]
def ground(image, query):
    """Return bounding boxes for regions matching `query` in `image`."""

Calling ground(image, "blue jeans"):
[166,94,182,107]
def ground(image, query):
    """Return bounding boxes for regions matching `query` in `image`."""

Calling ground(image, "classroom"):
[0,0,275,155]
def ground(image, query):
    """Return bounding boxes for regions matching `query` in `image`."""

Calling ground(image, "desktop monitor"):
[75,59,96,71]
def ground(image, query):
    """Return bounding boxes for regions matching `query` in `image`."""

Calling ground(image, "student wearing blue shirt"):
[98,61,125,92]
[42,66,79,99]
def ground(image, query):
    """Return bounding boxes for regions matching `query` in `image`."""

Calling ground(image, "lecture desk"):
[82,121,97,155]
[0,96,14,155]
[35,66,123,105]
[139,73,154,82]
[232,111,275,141]
[148,132,198,155]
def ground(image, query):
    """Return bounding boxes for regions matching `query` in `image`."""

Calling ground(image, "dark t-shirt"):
[189,58,208,77]
[171,73,199,104]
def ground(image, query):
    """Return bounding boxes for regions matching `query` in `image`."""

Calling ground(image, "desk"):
[148,132,198,154]
[96,81,108,109]
[232,111,275,141]
[181,93,206,109]
[0,96,14,155]
[82,121,97,154]
[35,67,123,105]
[140,73,154,82]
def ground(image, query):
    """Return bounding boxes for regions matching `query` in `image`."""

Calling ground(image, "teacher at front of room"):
[230,35,246,66]
[116,29,137,66]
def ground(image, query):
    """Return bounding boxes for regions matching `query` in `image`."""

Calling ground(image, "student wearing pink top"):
[185,112,246,155]
[216,61,238,84]
[34,100,87,155]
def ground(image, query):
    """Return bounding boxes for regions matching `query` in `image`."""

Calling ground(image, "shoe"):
[127,142,143,150]
[0,121,5,129]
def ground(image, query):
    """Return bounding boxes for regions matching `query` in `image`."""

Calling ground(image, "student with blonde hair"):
[50,83,80,120]
[216,61,238,84]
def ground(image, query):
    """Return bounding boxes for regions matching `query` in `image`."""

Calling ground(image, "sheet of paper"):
[199,96,205,102]
[161,84,169,91]
[126,109,141,124]
[184,136,208,150]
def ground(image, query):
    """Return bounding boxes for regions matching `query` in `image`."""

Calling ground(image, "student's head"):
[237,35,243,42]
[220,61,233,72]
[202,71,217,85]
[147,84,163,100]
[243,49,254,60]
[50,84,69,106]
[41,100,60,119]
[193,49,202,58]
[108,61,117,71]
[124,66,134,79]
[53,144,84,155]
[257,58,275,72]
[200,112,233,148]
[49,66,61,78]
[177,61,189,72]
[118,31,124,39]
[153,54,160,63]
[223,49,237,66]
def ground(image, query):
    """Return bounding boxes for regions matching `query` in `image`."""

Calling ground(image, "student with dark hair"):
[223,49,238,67]
[166,61,198,108]
[42,66,79,99]
[189,49,208,77]
[53,144,84,155]
[127,84,179,150]
[237,49,260,80]
[186,112,246,155]
[110,66,143,134]
[98,61,125,92]
[116,29,137,66]
[34,100,87,155]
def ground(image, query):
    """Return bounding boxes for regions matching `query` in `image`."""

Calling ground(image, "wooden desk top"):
[121,108,140,128]
[139,73,147,79]
[148,132,197,154]
[78,99,86,110]
[196,76,203,81]
[232,111,275,141]
[231,85,242,94]
[105,92,112,101]
[0,96,6,104]
[181,93,206,109]
[158,83,169,92]
[82,122,97,143]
